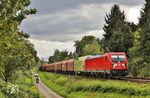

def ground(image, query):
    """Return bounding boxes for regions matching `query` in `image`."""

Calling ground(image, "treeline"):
[48,49,74,63]
[0,0,40,97]
[49,0,150,77]
[102,2,150,77]
[129,0,150,77]
[48,36,103,63]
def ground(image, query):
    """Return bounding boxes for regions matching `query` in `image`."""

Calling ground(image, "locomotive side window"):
[106,56,108,61]
[111,55,126,62]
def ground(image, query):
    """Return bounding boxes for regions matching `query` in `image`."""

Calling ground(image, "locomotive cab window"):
[111,55,126,62]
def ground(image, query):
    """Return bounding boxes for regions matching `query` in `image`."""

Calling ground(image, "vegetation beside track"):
[0,70,43,98]
[0,0,42,97]
[35,68,150,98]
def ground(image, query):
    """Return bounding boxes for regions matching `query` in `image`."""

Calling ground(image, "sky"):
[21,0,144,60]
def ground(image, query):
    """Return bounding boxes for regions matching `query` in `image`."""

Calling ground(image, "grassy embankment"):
[0,70,44,98]
[34,68,150,98]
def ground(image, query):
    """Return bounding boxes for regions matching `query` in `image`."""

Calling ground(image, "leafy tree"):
[48,56,55,63]
[74,36,102,56]
[0,0,37,82]
[0,32,39,82]
[83,41,103,55]
[68,52,74,59]
[102,4,133,55]
[48,49,70,63]
[48,36,103,63]
[129,29,143,76]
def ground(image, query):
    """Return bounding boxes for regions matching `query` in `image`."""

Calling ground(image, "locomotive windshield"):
[111,55,126,62]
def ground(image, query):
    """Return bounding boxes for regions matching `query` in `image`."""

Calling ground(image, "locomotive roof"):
[85,52,126,60]
[108,52,126,54]
[86,55,104,60]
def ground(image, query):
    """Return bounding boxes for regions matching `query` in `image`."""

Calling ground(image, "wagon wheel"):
[103,73,108,79]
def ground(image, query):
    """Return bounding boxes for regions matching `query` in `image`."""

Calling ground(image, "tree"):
[129,0,150,77]
[129,29,143,76]
[0,31,39,82]
[48,56,55,64]
[0,0,37,82]
[139,0,150,63]
[74,36,102,56]
[128,22,138,32]
[83,41,103,55]
[129,28,150,77]
[128,0,150,77]
[102,5,125,48]
[48,49,70,63]
[139,0,150,27]
[102,4,133,55]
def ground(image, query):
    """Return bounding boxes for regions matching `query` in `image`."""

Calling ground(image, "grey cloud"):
[22,18,104,41]
[31,34,78,42]
[22,0,144,42]
[31,0,143,14]
[22,5,106,41]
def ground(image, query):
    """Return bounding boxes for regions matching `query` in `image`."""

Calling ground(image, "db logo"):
[7,84,19,94]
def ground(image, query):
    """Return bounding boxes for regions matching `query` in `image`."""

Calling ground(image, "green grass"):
[15,70,44,98]
[0,70,44,98]
[34,68,150,98]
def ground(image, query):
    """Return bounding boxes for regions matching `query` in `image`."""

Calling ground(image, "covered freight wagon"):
[66,59,74,73]
[62,61,67,72]
[56,62,62,72]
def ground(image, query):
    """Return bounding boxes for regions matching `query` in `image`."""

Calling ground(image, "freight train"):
[39,52,128,77]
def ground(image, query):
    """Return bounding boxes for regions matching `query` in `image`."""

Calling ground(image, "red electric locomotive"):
[85,52,128,77]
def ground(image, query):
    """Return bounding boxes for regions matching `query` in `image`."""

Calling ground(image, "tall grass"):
[0,70,43,98]
[35,68,150,98]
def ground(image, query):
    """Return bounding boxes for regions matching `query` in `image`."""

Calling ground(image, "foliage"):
[74,36,103,56]
[128,22,138,32]
[35,69,150,98]
[141,27,150,62]
[83,41,103,55]
[139,0,150,27]
[102,4,133,55]
[48,49,73,63]
[129,29,142,76]
[48,35,103,64]
[0,0,40,97]
[0,0,39,82]
[129,0,150,77]
[103,5,125,41]
[0,70,41,98]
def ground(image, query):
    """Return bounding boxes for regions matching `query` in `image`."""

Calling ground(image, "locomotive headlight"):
[113,63,117,68]
[113,64,117,66]
[122,64,125,67]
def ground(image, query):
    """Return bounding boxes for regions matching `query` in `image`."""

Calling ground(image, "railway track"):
[77,75,150,83]
[120,77,150,83]
[43,71,150,84]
